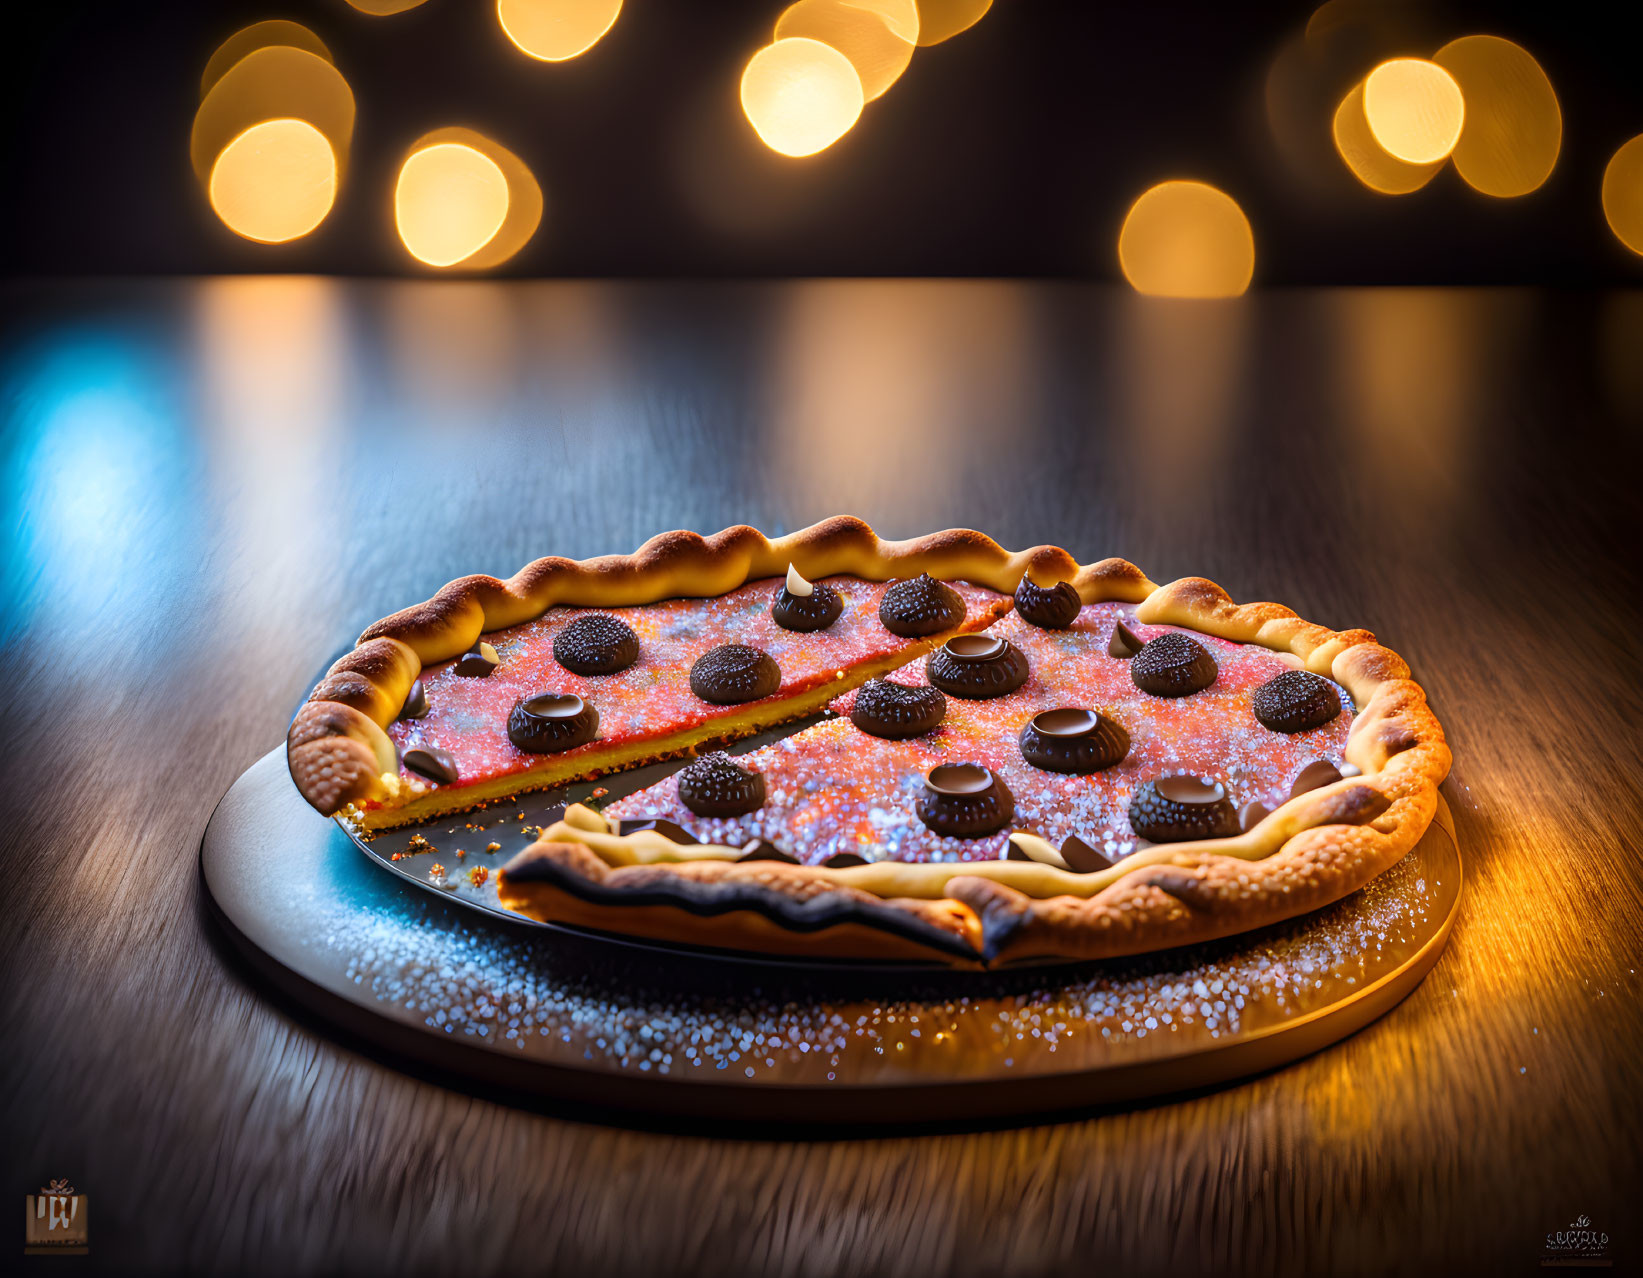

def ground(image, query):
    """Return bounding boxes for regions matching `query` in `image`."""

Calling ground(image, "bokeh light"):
[1602,134,1643,257]
[497,0,623,62]
[1362,58,1465,165]
[1432,36,1560,198]
[402,128,544,269]
[201,21,331,96]
[342,0,431,14]
[913,0,991,46]
[208,120,337,244]
[775,0,916,102]
[1333,80,1442,195]
[395,144,510,268]
[192,32,354,244]
[740,38,865,158]
[1117,181,1254,298]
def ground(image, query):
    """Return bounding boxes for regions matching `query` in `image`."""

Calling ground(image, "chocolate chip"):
[454,642,500,677]
[879,573,966,638]
[822,851,869,868]
[689,643,780,705]
[916,763,1015,838]
[1014,575,1081,629]
[553,614,639,676]
[617,817,699,844]
[1059,834,1114,873]
[1239,800,1271,832]
[1018,706,1130,774]
[403,746,458,785]
[771,581,843,632]
[398,678,429,720]
[925,633,1029,700]
[676,751,766,818]
[1130,632,1217,697]
[736,839,798,864]
[1253,669,1343,734]
[1290,758,1344,799]
[1339,761,1363,778]
[507,692,599,754]
[1108,620,1144,659]
[849,678,947,739]
[1127,775,1240,842]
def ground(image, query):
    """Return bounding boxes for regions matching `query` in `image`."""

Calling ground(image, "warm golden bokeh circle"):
[342,0,431,14]
[1333,80,1442,196]
[403,128,545,270]
[191,45,356,184]
[913,0,991,46]
[1118,181,1254,298]
[395,143,512,268]
[1433,35,1560,198]
[201,21,332,97]
[740,38,866,158]
[1602,134,1643,257]
[208,119,338,243]
[497,0,623,62]
[775,0,916,102]
[1363,58,1465,165]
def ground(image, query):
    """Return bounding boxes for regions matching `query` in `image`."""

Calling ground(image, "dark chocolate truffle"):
[553,614,640,676]
[507,692,599,753]
[1017,706,1130,773]
[879,573,966,638]
[402,746,458,785]
[850,678,947,739]
[676,751,767,818]
[454,642,500,677]
[925,633,1029,699]
[1127,775,1240,842]
[1130,631,1217,697]
[689,644,781,704]
[916,763,1015,838]
[771,580,843,632]
[1253,669,1344,734]
[398,678,429,721]
[1014,575,1081,629]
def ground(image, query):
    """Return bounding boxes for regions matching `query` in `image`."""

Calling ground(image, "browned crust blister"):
[290,519,1450,966]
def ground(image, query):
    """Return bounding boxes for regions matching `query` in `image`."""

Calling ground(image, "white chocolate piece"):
[478,641,499,663]
[785,563,814,597]
[1004,831,1071,870]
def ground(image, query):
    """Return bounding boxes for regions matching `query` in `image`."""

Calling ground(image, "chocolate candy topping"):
[553,614,639,676]
[617,817,699,844]
[1017,706,1130,774]
[879,573,966,638]
[736,839,798,864]
[398,678,429,721]
[1014,575,1081,629]
[1108,620,1144,659]
[507,692,599,754]
[1253,669,1343,734]
[454,642,500,677]
[1127,775,1240,842]
[1290,758,1344,799]
[689,643,781,704]
[1059,833,1115,873]
[1130,631,1217,697]
[850,678,947,739]
[402,746,458,785]
[822,851,869,868]
[676,751,767,818]
[915,763,1015,838]
[771,581,843,632]
[1239,800,1272,832]
[925,633,1030,700]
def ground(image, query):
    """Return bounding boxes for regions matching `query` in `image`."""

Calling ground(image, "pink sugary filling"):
[385,576,1011,797]
[604,603,1356,866]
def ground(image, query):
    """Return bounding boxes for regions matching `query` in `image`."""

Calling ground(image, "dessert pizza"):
[288,518,1449,966]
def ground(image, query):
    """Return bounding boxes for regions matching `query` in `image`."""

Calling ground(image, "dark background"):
[2,0,1640,281]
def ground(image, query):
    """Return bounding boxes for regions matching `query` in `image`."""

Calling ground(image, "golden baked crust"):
[293,518,1449,966]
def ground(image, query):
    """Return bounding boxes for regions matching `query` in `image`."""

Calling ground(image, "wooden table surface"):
[2,280,1640,1276]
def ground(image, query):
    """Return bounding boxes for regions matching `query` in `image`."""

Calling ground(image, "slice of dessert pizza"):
[287,519,1094,828]
[496,565,1447,964]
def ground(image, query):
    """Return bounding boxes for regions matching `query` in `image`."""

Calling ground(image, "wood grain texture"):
[1,280,1640,1276]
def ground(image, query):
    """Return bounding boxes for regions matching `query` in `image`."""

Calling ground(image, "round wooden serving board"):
[202,749,1461,1124]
